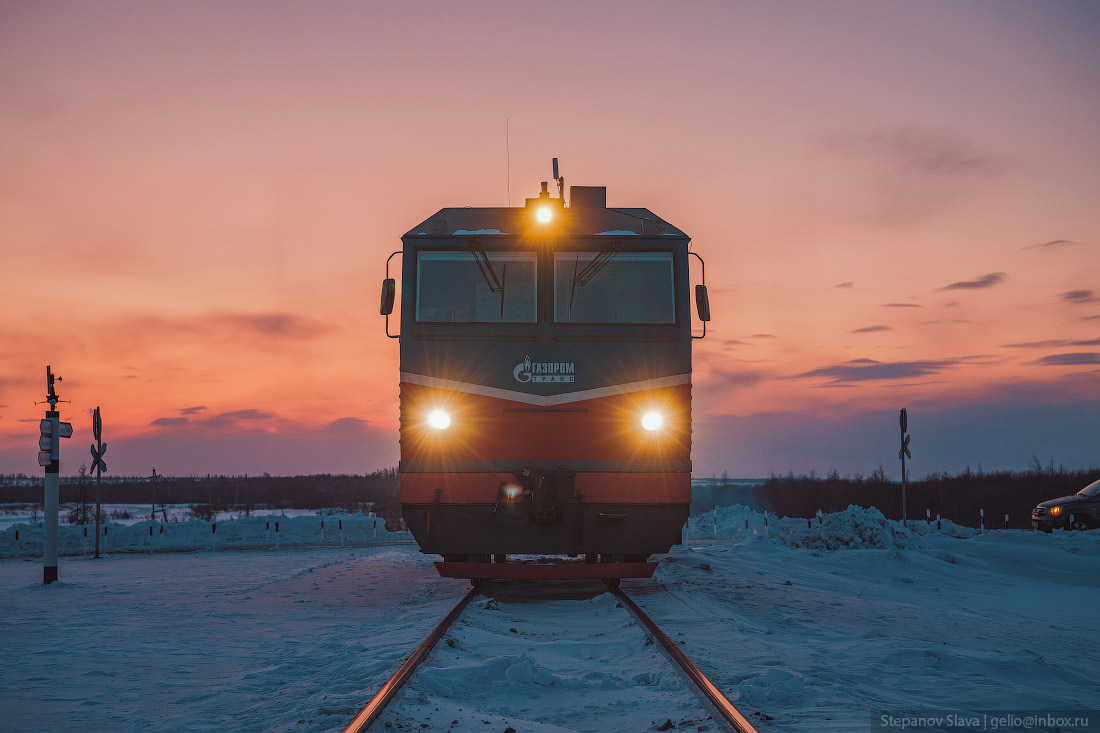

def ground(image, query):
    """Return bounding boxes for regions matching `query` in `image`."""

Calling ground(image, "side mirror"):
[695,284,711,322]
[380,278,396,316]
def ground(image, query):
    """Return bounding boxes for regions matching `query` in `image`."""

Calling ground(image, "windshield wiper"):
[569,240,621,311]
[468,239,506,317]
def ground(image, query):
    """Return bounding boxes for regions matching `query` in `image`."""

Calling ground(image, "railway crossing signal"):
[899,408,911,523]
[90,441,107,473]
[91,406,107,559]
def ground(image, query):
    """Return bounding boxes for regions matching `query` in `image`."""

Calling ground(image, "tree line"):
[0,468,400,522]
[751,459,1099,527]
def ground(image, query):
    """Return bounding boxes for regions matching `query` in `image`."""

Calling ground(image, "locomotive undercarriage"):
[402,468,689,562]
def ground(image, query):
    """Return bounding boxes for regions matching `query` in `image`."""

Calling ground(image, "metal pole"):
[151,468,157,521]
[44,409,59,584]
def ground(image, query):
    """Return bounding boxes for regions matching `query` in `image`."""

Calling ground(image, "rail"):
[343,584,759,732]
[610,586,759,733]
[342,586,480,733]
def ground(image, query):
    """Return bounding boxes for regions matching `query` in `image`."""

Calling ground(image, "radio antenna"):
[506,119,511,207]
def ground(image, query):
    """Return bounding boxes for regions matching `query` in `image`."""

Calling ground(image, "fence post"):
[212,521,217,552]
[807,517,811,529]
[338,518,344,547]
[925,509,931,527]
[275,521,279,550]
[937,513,941,531]
[817,510,823,527]
[763,511,769,536]
[1004,513,1009,530]
[979,508,984,533]
[320,518,325,541]
[83,526,88,559]
[744,519,750,532]
[149,524,154,555]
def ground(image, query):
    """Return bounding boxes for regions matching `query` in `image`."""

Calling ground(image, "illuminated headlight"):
[1050,506,1062,516]
[536,206,552,223]
[427,410,451,430]
[503,483,523,500]
[642,411,664,431]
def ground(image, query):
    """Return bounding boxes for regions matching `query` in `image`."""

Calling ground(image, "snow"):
[594,230,637,236]
[2,505,1098,731]
[0,512,390,558]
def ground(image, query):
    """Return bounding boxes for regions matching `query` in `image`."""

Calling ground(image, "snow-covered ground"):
[0,512,391,559]
[2,506,1098,732]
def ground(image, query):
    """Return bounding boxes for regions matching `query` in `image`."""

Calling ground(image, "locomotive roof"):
[404,202,689,240]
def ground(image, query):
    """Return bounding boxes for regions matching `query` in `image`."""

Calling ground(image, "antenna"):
[552,158,564,203]
[506,119,511,207]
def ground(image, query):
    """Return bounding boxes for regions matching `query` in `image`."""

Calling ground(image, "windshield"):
[416,251,536,323]
[554,251,675,324]
[1078,479,1100,497]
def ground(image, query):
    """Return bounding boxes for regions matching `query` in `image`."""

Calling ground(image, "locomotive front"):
[379,179,711,581]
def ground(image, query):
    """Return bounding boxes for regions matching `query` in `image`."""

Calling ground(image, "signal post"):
[38,366,72,584]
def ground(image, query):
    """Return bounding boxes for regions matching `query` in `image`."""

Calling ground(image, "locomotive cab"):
[380,175,709,581]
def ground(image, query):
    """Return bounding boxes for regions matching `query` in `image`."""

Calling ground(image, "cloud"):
[881,303,921,308]
[1060,290,1098,305]
[1085,315,1100,321]
[123,311,332,346]
[751,333,776,339]
[151,417,189,427]
[835,282,855,289]
[850,325,891,334]
[1027,239,1080,250]
[1002,338,1100,349]
[208,409,273,422]
[180,405,207,415]
[831,125,1010,178]
[792,358,957,384]
[1029,352,1100,367]
[936,272,1006,291]
[922,319,972,325]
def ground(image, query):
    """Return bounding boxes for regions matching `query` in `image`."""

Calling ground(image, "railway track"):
[343,582,759,733]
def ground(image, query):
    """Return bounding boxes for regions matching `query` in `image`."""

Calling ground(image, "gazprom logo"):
[513,355,575,383]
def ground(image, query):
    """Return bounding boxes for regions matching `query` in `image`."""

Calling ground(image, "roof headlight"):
[1050,506,1062,516]
[642,411,664,432]
[536,206,552,224]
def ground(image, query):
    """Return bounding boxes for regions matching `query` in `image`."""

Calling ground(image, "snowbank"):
[779,505,915,550]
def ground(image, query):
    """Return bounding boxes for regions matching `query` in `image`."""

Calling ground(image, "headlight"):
[1050,506,1062,516]
[642,411,664,431]
[427,410,451,430]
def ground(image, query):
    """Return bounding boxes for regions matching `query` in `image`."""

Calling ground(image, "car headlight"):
[642,411,664,431]
[427,409,451,430]
[1049,506,1062,516]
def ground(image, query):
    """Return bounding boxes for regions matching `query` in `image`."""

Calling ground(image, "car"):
[1032,478,1100,532]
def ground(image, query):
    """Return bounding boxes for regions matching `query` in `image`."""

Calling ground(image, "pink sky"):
[2,1,1098,477]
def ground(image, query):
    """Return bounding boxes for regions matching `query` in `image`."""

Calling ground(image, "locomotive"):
[379,165,710,582]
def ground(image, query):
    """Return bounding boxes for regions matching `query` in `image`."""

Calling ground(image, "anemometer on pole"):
[37,366,72,584]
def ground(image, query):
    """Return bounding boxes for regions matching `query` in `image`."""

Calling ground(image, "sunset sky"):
[2,1,1098,478]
